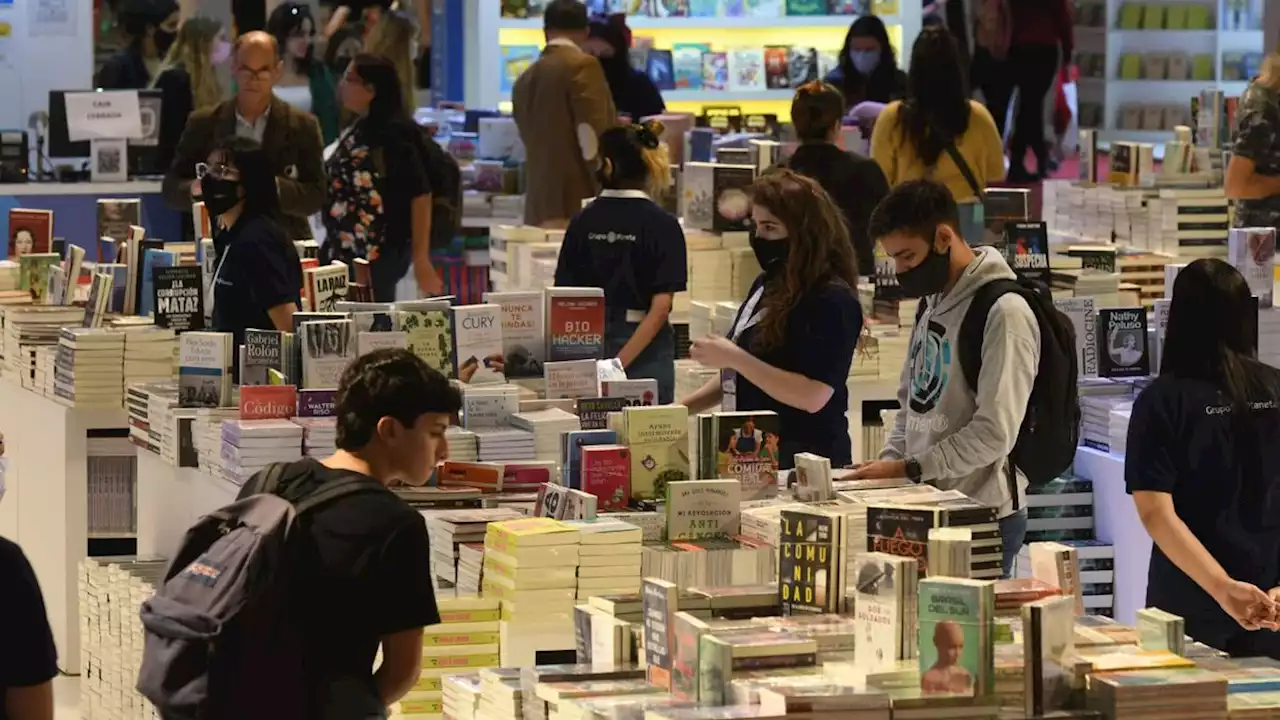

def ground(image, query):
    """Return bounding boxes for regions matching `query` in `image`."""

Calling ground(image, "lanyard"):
[206,244,230,315]
[729,284,766,342]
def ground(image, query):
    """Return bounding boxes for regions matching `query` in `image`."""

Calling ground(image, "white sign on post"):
[64,90,144,142]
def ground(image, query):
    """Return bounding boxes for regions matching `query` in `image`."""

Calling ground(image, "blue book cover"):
[98,264,129,313]
[501,46,540,95]
[673,44,708,89]
[140,249,177,317]
[561,429,618,489]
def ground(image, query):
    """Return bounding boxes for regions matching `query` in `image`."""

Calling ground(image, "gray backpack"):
[136,461,382,720]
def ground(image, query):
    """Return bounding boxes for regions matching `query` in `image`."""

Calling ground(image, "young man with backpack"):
[855,180,1080,577]
[138,349,460,719]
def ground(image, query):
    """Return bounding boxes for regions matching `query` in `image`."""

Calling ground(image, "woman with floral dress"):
[322,52,440,301]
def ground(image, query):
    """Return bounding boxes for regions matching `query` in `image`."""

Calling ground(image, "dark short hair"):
[349,52,408,124]
[868,179,960,242]
[791,82,845,142]
[210,136,281,221]
[266,2,316,70]
[544,0,588,31]
[335,349,461,450]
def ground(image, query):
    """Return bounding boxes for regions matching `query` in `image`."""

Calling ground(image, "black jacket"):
[781,142,889,276]
[601,58,666,122]
[96,48,152,90]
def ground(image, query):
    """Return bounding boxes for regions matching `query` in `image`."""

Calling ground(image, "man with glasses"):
[162,30,326,240]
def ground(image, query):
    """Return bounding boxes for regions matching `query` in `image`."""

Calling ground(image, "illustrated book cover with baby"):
[918,577,995,697]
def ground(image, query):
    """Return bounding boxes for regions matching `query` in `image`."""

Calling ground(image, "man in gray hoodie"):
[855,180,1041,577]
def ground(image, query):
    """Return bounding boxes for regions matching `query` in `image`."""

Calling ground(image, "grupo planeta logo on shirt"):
[588,231,637,244]
[1204,399,1280,416]
[908,320,952,414]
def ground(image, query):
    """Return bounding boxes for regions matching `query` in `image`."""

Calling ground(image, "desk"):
[0,380,128,674]
[1074,445,1149,625]
[0,181,181,261]
[135,449,237,560]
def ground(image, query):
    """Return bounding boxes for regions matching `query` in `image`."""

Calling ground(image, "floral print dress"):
[323,123,389,264]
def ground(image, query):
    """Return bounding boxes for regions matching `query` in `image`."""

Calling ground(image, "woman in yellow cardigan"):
[869,26,1005,206]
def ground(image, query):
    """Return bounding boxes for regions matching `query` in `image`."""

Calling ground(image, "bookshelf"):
[467,3,923,119]
[1074,0,1265,145]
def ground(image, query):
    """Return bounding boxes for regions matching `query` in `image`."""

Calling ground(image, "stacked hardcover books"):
[441,674,483,720]
[477,667,524,720]
[54,327,125,407]
[217,418,303,486]
[566,519,643,600]
[510,407,581,466]
[425,508,523,594]
[122,325,177,386]
[292,416,336,458]
[1026,475,1095,544]
[78,556,167,720]
[483,518,582,665]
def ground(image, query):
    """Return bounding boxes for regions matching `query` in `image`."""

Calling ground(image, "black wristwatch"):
[905,457,922,482]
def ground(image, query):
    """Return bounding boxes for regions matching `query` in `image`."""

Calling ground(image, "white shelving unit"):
[1075,0,1266,146]
[469,4,922,113]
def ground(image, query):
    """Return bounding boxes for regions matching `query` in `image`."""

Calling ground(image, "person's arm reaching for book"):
[0,539,58,720]
[275,114,327,220]
[679,377,723,414]
[878,346,913,462]
[1126,391,1277,629]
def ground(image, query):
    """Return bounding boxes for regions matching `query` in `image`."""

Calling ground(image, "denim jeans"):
[1000,509,1028,579]
[604,317,676,405]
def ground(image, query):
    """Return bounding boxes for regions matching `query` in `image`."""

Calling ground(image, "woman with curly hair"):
[680,168,864,468]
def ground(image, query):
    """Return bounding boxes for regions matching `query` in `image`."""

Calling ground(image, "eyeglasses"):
[195,162,237,180]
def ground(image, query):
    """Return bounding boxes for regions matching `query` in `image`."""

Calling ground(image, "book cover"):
[178,332,232,408]
[9,209,53,258]
[709,411,780,500]
[451,303,505,383]
[852,552,912,672]
[702,51,729,91]
[643,578,679,690]
[153,265,205,332]
[562,428,619,487]
[357,330,408,356]
[1099,308,1149,378]
[500,46,539,94]
[672,44,706,89]
[785,0,827,13]
[192,201,212,240]
[399,304,454,377]
[624,405,691,500]
[866,504,939,575]
[239,385,298,420]
[98,263,129,313]
[647,49,675,91]
[788,46,818,85]
[580,445,630,510]
[62,244,86,302]
[1004,222,1051,286]
[304,262,349,312]
[545,359,599,400]
[97,199,140,250]
[728,48,766,91]
[764,46,790,89]
[82,272,113,328]
[19,253,59,301]
[712,165,756,232]
[779,507,843,615]
[1229,227,1275,308]
[578,396,629,430]
[139,248,177,317]
[483,290,546,378]
[602,378,658,406]
[547,288,605,362]
[242,330,285,386]
[298,388,337,417]
[301,319,355,389]
[792,452,833,502]
[1053,297,1097,377]
[666,479,741,541]
[1023,595,1076,716]
[918,578,994,697]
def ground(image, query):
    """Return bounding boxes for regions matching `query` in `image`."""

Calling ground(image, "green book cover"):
[1119,54,1143,79]
[1140,4,1164,28]
[918,578,995,697]
[1166,4,1189,28]
[1118,3,1144,28]
[785,0,828,14]
[19,253,60,299]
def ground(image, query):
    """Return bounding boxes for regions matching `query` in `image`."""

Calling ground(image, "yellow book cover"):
[422,630,501,647]
[483,545,581,570]
[622,405,688,445]
[483,555,577,584]
[422,652,501,670]
[1139,4,1164,28]
[411,675,443,693]
[485,517,580,553]
[1165,4,1188,28]
[400,698,444,715]
[422,643,499,657]
[1117,3,1143,28]
[437,608,501,624]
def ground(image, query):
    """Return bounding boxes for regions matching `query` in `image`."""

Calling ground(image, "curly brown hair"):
[748,168,859,352]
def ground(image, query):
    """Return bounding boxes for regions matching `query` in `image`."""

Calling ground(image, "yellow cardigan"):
[870,100,1006,203]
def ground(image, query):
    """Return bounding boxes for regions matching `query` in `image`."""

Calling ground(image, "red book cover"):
[299,258,319,302]
[546,291,604,362]
[239,385,298,420]
[9,209,53,258]
[580,444,630,511]
[503,463,552,487]
[439,461,504,490]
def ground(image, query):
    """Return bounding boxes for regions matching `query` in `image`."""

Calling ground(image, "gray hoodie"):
[880,246,1040,517]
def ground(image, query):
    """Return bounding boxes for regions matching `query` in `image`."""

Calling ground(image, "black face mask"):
[750,232,788,274]
[895,243,952,298]
[202,177,242,217]
[154,28,176,56]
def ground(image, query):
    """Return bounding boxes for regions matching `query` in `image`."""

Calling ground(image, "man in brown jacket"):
[512,0,617,229]
[162,31,326,240]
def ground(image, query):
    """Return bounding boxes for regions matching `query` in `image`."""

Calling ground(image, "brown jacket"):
[513,43,617,228]
[162,96,326,240]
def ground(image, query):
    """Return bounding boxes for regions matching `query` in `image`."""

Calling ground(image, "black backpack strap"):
[238,461,293,501]
[292,473,386,516]
[943,141,986,202]
[957,278,1024,391]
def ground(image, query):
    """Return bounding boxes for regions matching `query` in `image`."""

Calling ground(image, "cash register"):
[0,130,28,183]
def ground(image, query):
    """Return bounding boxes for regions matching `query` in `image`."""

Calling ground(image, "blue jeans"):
[1000,509,1028,579]
[604,316,676,405]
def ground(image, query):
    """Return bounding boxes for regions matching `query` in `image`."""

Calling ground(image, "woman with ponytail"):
[553,120,687,403]
[1127,258,1280,656]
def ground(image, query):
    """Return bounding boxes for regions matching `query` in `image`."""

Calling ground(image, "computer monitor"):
[47,89,163,175]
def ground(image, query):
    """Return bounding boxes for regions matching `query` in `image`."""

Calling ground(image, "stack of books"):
[425,508,523,593]
[477,667,524,720]
[1067,540,1118,617]
[457,542,485,595]
[292,416,336,458]
[475,427,537,463]
[994,578,1061,617]
[409,597,502,719]
[1080,395,1135,454]
[441,674,484,720]
[447,426,480,462]
[217,418,303,487]
[566,520,643,601]
[54,327,125,408]
[462,384,522,430]
[125,382,175,456]
[78,555,167,720]
[483,518,582,666]
[1088,668,1227,720]
[122,326,177,386]
[1,305,83,384]
[191,407,238,471]
[519,665,645,720]
[696,631,819,705]
[1026,475,1095,544]
[510,407,580,466]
